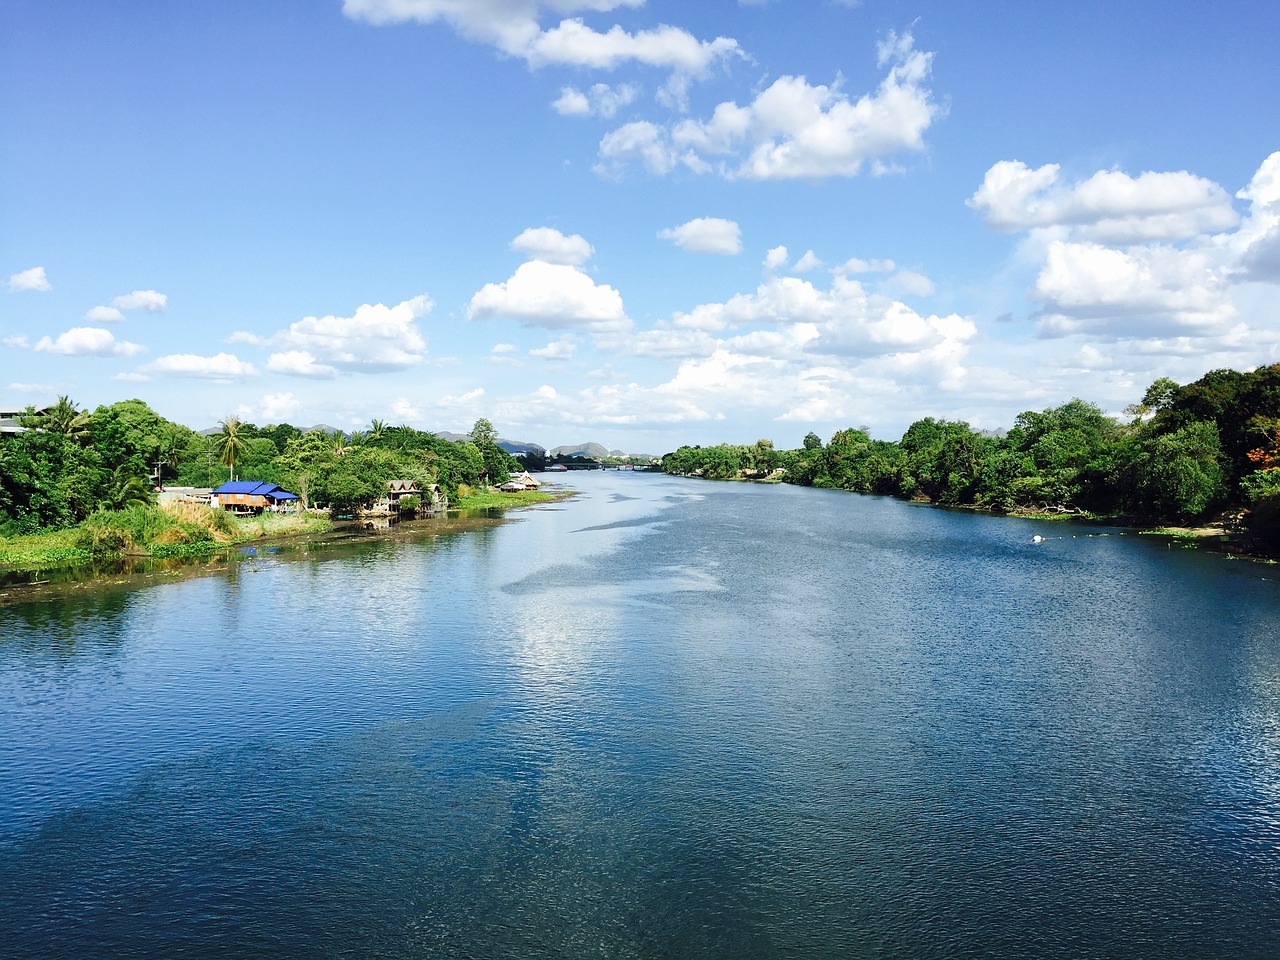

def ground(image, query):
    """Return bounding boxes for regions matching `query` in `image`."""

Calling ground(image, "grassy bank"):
[0,504,332,574]
[451,486,565,510]
[1,485,570,576]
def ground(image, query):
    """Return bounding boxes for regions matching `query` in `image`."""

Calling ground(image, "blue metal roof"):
[211,481,299,500]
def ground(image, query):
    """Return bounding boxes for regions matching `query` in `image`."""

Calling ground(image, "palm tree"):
[216,416,245,482]
[102,465,154,510]
[36,395,92,440]
[369,419,387,442]
[332,431,353,457]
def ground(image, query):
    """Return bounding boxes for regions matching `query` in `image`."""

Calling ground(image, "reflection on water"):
[1,472,1280,959]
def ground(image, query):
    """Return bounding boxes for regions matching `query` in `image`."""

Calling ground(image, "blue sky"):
[3,0,1279,452]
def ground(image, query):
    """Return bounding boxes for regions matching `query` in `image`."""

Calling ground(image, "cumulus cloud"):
[596,121,684,176]
[391,397,421,421]
[968,161,1239,243]
[888,269,935,297]
[1033,241,1234,337]
[470,260,628,331]
[552,82,638,118]
[113,289,168,312]
[33,327,144,357]
[793,250,823,273]
[763,245,789,272]
[145,353,257,379]
[530,337,577,359]
[342,1,738,94]
[836,256,895,274]
[596,31,941,180]
[470,234,628,333]
[85,305,126,323]
[1232,151,1280,283]
[664,273,975,361]
[511,227,594,265]
[8,267,51,292]
[266,350,339,378]
[658,217,742,254]
[971,154,1280,347]
[239,296,432,374]
[260,392,301,421]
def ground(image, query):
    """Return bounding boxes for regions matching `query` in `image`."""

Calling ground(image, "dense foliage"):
[663,366,1280,547]
[0,400,521,537]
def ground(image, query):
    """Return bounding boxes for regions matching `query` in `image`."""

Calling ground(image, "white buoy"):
[1032,535,1044,543]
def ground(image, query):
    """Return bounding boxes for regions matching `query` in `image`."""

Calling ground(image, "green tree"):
[216,416,245,482]
[470,417,512,485]
[1127,421,1226,520]
[35,395,92,440]
[101,465,155,510]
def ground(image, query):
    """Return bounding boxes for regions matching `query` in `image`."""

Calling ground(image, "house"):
[210,480,301,515]
[499,471,542,492]
[368,479,448,515]
[0,406,49,435]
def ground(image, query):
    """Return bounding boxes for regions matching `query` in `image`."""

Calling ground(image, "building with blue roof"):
[210,481,300,514]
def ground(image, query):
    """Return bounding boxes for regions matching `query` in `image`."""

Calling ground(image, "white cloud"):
[530,337,577,359]
[1233,151,1280,283]
[596,121,683,176]
[266,350,339,378]
[7,381,53,393]
[970,153,1280,361]
[663,273,975,361]
[511,227,594,265]
[1033,241,1234,337]
[659,217,742,255]
[527,19,739,73]
[552,82,638,118]
[889,269,935,297]
[33,327,144,357]
[260,392,301,421]
[8,267,51,292]
[967,161,1239,243]
[241,296,432,373]
[391,397,421,421]
[598,32,941,180]
[145,352,257,379]
[342,1,738,88]
[836,256,895,274]
[2,336,29,348]
[793,250,823,272]
[469,260,629,332]
[85,305,126,323]
[113,289,168,312]
[439,387,486,409]
[763,245,789,271]
[552,86,592,115]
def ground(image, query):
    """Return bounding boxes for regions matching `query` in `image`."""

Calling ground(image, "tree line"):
[661,366,1280,546]
[0,400,520,536]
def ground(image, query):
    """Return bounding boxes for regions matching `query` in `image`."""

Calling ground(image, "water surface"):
[2,473,1279,958]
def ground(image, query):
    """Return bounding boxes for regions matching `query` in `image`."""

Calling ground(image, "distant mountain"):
[550,442,611,459]
[498,440,546,457]
[198,422,342,436]
[435,430,545,457]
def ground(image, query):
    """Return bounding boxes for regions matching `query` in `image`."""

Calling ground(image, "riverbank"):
[0,486,571,583]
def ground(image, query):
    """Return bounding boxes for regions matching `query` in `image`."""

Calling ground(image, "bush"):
[79,505,168,554]
[1242,470,1280,546]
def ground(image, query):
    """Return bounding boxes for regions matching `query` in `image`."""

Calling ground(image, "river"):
[2,471,1279,959]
